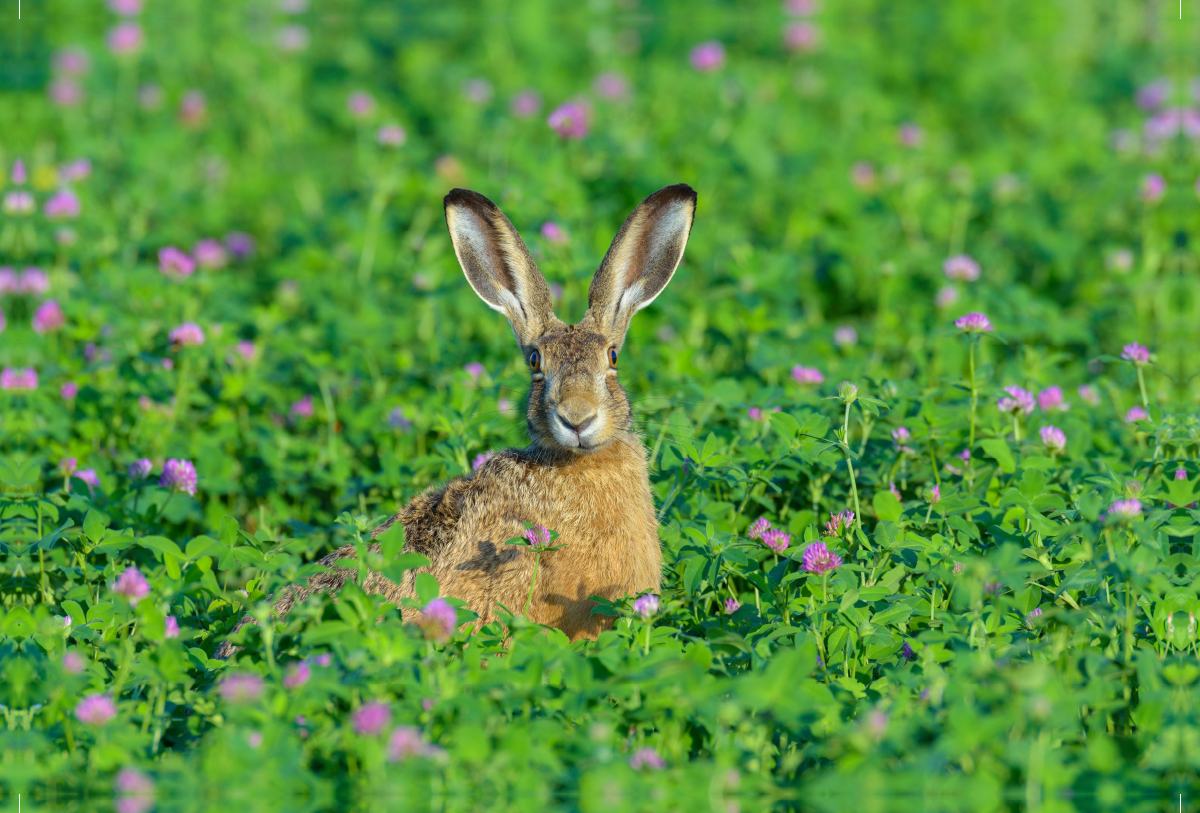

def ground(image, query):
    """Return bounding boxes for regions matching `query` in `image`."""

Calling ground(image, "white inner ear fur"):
[612,202,691,321]
[448,206,527,323]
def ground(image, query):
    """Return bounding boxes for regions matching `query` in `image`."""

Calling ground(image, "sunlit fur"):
[216,184,694,659]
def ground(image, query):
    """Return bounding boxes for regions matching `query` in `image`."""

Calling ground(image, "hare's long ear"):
[444,189,556,346]
[587,183,696,348]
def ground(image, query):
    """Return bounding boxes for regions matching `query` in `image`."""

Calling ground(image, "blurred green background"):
[2,1,1199,811]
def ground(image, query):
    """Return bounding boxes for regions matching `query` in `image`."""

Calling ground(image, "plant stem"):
[840,401,862,529]
[357,185,391,286]
[1135,366,1149,410]
[169,352,191,435]
[968,337,977,449]
[524,552,540,619]
[846,458,862,531]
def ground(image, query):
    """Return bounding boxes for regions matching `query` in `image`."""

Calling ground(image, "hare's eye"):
[529,350,541,371]
[608,348,618,367]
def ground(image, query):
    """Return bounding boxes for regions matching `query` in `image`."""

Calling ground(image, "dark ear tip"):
[444,188,497,211]
[652,183,697,207]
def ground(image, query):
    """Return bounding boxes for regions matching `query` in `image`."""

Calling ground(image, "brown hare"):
[215,183,696,659]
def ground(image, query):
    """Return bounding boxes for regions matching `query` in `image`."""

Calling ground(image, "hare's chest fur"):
[438,440,661,639]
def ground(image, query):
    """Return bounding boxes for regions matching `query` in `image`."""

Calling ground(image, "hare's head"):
[445,184,696,454]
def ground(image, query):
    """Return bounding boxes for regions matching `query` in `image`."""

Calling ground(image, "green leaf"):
[37,519,76,552]
[682,555,706,597]
[771,411,801,442]
[873,491,902,523]
[138,535,185,560]
[980,438,1015,474]
[83,510,107,545]
[414,573,439,603]
[376,522,407,563]
[220,515,240,548]
[185,535,220,559]
[1018,469,1046,500]
[61,600,85,626]
[379,553,431,586]
[871,603,914,627]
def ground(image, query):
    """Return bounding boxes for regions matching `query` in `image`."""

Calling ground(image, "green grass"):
[1,1,1198,811]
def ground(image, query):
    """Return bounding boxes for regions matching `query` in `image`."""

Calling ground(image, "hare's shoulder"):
[369,451,534,558]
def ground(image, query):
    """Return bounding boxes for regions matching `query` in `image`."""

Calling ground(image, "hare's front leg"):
[427,519,538,629]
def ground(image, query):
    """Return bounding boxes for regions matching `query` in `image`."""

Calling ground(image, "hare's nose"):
[557,409,596,434]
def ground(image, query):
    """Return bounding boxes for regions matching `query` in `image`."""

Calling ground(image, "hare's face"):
[444,184,695,454]
[525,321,631,453]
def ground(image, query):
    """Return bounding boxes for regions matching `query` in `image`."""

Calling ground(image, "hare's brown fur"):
[215,184,696,659]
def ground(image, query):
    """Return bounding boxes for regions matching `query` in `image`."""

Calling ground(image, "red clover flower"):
[540,221,568,243]
[1121,343,1150,365]
[283,661,311,689]
[169,322,205,347]
[942,254,980,282]
[547,101,590,139]
[419,598,458,642]
[822,510,854,537]
[347,91,375,117]
[44,189,80,219]
[193,239,228,269]
[32,299,65,333]
[1037,386,1069,412]
[629,747,666,770]
[219,673,264,704]
[954,312,993,333]
[801,541,842,574]
[352,702,392,736]
[1039,425,1066,455]
[510,90,542,118]
[159,458,198,495]
[747,517,771,540]
[75,694,117,725]
[632,594,659,619]
[997,386,1035,416]
[1107,499,1142,521]
[225,232,256,258]
[106,21,143,54]
[158,247,195,278]
[762,529,791,553]
[1141,173,1166,203]
[20,267,49,295]
[388,726,443,762]
[784,21,820,52]
[376,124,406,146]
[113,567,150,604]
[791,365,824,384]
[290,395,315,419]
[689,41,725,72]
[524,525,551,548]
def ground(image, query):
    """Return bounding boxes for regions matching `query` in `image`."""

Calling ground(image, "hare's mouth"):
[549,410,605,451]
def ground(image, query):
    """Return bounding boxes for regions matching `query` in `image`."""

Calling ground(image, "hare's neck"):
[547,432,648,477]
